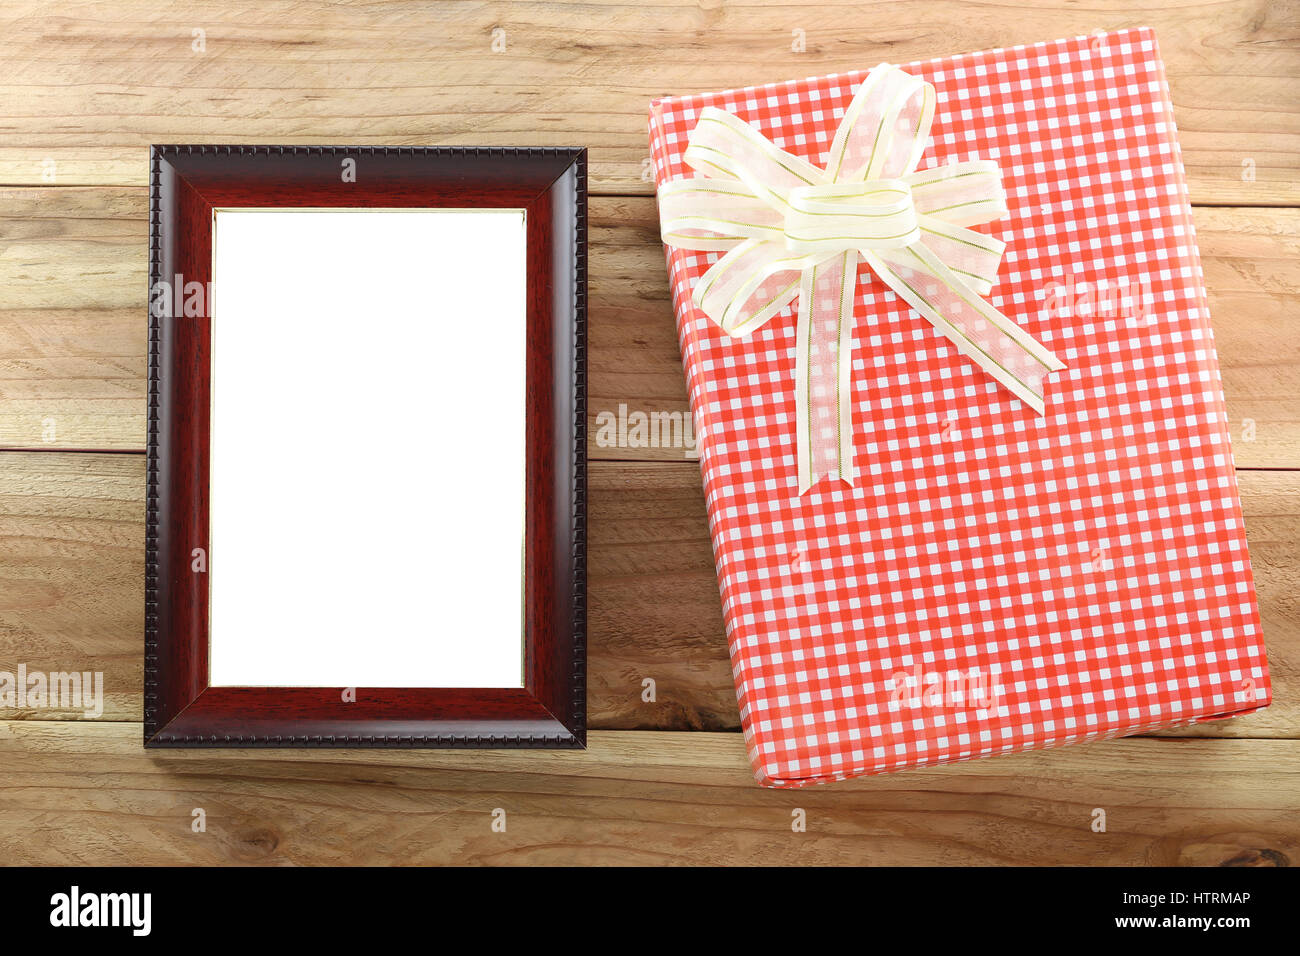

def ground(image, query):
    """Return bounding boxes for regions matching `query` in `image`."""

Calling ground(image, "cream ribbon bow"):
[658,63,1065,493]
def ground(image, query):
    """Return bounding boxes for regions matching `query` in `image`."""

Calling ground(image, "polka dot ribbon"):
[659,63,1066,493]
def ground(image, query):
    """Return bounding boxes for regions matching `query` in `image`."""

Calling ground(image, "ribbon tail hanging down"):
[795,251,859,493]
[864,241,1065,413]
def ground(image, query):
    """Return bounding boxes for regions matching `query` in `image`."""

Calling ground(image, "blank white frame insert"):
[208,208,527,688]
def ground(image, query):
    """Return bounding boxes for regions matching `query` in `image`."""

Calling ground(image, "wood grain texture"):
[0,722,1295,865]
[0,185,146,449]
[0,453,142,722]
[2,453,1294,737]
[0,1,1296,863]
[2,190,1297,462]
[0,0,1295,203]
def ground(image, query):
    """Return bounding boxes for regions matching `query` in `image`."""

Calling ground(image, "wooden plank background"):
[1,0,1296,203]
[0,0,1296,865]
[3,723,1297,865]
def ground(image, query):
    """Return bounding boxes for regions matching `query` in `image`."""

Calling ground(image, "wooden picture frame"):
[145,146,586,748]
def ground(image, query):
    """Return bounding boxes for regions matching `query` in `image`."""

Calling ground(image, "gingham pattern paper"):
[648,28,1270,788]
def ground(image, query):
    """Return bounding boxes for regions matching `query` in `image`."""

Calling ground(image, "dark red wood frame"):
[146,146,586,748]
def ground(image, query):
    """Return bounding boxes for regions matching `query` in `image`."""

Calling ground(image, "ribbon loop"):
[905,159,1007,226]
[685,107,825,210]
[659,63,1065,493]
[827,68,935,182]
[694,238,804,337]
[658,177,783,250]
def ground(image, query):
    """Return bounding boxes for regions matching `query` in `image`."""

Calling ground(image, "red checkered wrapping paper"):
[648,27,1271,788]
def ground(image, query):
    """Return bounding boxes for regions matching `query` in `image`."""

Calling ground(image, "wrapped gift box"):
[648,27,1270,787]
